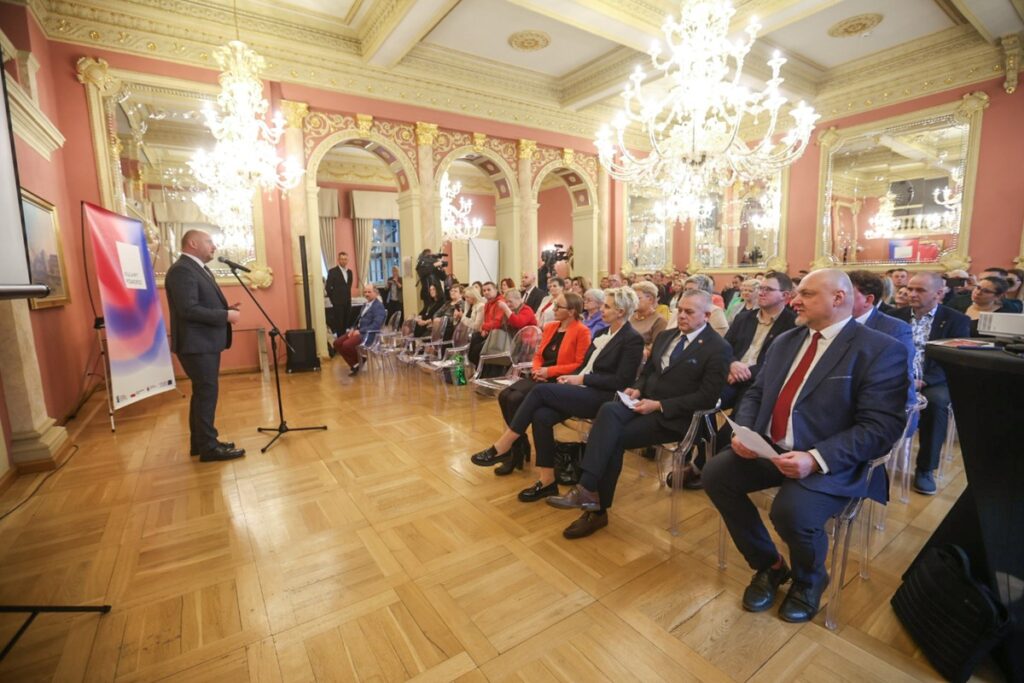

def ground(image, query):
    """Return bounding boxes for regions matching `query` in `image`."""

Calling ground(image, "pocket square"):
[826,375,852,380]
[685,358,698,365]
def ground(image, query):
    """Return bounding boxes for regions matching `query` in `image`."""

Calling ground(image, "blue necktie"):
[668,333,687,367]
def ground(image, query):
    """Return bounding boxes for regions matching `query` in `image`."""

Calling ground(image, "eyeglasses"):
[974,286,998,296]
[759,286,781,293]
[552,303,567,310]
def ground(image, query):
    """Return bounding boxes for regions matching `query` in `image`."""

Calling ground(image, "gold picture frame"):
[22,188,70,309]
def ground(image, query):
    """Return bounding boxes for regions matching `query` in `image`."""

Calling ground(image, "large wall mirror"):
[688,171,788,273]
[77,59,271,286]
[623,187,670,273]
[815,92,989,271]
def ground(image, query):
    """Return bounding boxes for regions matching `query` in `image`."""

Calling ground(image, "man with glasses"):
[892,272,970,494]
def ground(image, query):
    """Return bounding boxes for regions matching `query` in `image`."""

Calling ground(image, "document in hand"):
[617,390,639,409]
[724,415,779,459]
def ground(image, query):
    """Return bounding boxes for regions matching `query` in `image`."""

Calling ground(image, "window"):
[368,219,400,285]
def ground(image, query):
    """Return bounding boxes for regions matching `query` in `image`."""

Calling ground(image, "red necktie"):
[770,332,822,444]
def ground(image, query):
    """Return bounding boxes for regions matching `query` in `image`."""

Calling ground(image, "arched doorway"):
[435,147,520,287]
[305,131,422,356]
[532,163,598,285]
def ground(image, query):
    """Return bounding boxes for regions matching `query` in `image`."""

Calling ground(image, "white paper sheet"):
[725,415,780,459]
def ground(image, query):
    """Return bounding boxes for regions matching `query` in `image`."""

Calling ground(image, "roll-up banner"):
[84,202,176,409]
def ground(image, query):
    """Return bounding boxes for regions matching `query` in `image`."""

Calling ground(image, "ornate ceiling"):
[13,0,1024,140]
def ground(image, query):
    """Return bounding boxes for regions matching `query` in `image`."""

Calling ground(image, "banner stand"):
[96,326,116,432]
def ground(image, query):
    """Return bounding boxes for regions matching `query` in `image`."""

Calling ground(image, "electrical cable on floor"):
[0,445,81,523]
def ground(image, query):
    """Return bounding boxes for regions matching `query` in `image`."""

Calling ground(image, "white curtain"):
[350,190,399,220]
[353,218,374,287]
[317,187,339,268]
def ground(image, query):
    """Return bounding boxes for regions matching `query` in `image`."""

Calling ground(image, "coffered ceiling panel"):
[764,0,957,69]
[422,0,620,77]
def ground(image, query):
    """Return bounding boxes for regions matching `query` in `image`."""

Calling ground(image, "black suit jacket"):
[576,322,645,394]
[724,306,797,381]
[877,301,896,316]
[522,286,545,312]
[634,325,730,429]
[325,266,353,308]
[892,304,970,387]
[165,255,232,354]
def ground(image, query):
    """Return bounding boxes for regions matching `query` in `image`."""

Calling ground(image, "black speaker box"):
[285,329,320,372]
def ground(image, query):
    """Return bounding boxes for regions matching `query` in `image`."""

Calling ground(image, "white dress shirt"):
[580,323,622,375]
[659,324,706,370]
[769,316,852,474]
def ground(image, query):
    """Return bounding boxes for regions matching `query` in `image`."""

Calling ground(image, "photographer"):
[415,248,448,306]
[538,243,571,291]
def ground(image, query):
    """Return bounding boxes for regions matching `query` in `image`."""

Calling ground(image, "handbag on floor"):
[891,544,1010,683]
[553,441,584,485]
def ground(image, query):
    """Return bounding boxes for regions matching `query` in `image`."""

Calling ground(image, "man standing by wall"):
[165,229,245,462]
[325,251,353,336]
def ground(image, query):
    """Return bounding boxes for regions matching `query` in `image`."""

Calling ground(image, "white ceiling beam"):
[947,0,1024,43]
[360,0,459,67]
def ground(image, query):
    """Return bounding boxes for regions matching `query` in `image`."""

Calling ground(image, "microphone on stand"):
[217,256,251,273]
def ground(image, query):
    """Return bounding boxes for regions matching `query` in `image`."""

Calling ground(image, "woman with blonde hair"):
[629,280,667,354]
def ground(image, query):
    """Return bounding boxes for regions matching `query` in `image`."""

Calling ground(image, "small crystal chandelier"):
[863,192,902,239]
[595,0,819,223]
[933,167,963,210]
[440,172,482,241]
[188,40,303,246]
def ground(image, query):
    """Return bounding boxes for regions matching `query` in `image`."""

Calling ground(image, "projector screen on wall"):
[0,47,47,299]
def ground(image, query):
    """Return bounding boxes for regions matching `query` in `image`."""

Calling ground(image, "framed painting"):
[22,188,70,309]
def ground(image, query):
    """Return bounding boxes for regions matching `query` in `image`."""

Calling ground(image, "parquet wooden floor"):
[0,361,999,681]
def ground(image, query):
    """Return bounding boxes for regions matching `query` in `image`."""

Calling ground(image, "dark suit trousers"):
[498,378,541,453]
[916,383,951,472]
[703,448,849,587]
[507,383,610,468]
[177,352,221,452]
[577,401,684,509]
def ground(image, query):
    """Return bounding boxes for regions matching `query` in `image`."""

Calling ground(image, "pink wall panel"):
[537,186,573,251]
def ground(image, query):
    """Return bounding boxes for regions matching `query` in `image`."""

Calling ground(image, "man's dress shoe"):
[778,577,829,623]
[563,511,607,539]
[546,485,600,512]
[742,560,792,612]
[199,445,246,462]
[191,441,235,456]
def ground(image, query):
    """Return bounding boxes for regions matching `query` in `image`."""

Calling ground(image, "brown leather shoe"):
[563,511,608,539]
[546,484,600,511]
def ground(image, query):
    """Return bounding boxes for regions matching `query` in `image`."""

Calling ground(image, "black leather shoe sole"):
[191,441,235,456]
[518,481,559,502]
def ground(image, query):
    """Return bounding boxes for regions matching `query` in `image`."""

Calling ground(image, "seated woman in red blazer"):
[489,292,590,474]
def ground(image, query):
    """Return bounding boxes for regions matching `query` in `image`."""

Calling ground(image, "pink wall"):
[537,185,572,249]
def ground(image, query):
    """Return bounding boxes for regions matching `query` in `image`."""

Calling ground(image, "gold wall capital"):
[561,148,575,166]
[518,139,537,160]
[415,121,438,145]
[75,56,121,96]
[472,132,487,152]
[817,126,840,150]
[280,100,309,130]
[1001,34,1020,95]
[954,91,991,122]
[356,113,374,134]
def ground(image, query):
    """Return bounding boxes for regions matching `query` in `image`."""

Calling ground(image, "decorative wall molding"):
[4,71,65,160]
[1002,33,1021,94]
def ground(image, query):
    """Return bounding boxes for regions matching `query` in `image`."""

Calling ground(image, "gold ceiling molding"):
[827,14,884,39]
[358,0,412,59]
[316,159,398,187]
[507,30,550,52]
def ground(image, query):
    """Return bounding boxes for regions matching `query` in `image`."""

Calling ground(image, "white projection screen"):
[0,48,46,299]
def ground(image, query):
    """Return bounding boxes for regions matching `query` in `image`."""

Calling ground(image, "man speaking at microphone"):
[165,229,246,462]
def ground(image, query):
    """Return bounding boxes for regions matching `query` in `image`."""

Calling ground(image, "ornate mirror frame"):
[76,57,272,287]
[687,169,790,275]
[620,184,673,275]
[813,91,989,273]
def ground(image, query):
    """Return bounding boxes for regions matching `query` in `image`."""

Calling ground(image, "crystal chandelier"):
[933,167,963,210]
[595,0,819,223]
[439,172,482,241]
[188,40,303,246]
[863,192,902,239]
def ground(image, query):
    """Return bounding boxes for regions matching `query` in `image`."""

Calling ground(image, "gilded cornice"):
[1002,34,1021,94]
[280,100,309,130]
[358,0,413,59]
[559,46,644,108]
[415,121,438,146]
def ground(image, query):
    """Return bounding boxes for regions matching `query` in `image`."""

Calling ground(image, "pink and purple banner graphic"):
[84,202,175,409]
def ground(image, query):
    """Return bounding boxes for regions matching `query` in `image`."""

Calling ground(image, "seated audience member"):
[478,293,591,474]
[877,276,896,315]
[967,275,1014,336]
[469,288,642,492]
[942,269,975,310]
[726,279,760,322]
[433,284,465,340]
[721,274,744,308]
[500,277,516,295]
[681,275,729,336]
[467,282,506,367]
[545,291,730,538]
[458,286,484,335]
[571,275,590,297]
[950,267,1023,314]
[630,280,668,355]
[498,289,537,332]
[848,270,916,409]
[536,277,565,326]
[893,285,910,308]
[1005,268,1024,304]
[582,288,610,337]
[607,273,623,288]
[334,285,387,376]
[521,272,545,311]
[413,284,444,337]
[892,272,970,494]
[599,275,611,289]
[887,268,909,304]
[703,269,909,623]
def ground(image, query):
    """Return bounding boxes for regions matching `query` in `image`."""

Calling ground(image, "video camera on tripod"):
[541,243,569,271]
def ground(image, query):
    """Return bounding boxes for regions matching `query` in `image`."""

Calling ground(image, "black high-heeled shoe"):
[494,448,525,476]
[471,445,511,467]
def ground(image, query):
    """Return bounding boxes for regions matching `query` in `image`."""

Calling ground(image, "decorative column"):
[518,139,537,278]
[0,300,68,469]
[76,57,124,214]
[415,122,438,249]
[281,100,328,354]
[598,165,611,278]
